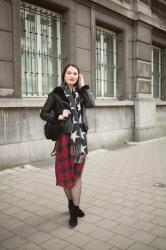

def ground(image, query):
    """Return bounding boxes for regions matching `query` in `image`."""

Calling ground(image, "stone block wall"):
[0,0,166,167]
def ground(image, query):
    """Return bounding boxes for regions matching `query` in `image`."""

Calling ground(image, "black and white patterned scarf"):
[61,83,88,163]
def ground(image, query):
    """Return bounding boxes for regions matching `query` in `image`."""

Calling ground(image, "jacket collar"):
[53,86,63,94]
[53,86,69,103]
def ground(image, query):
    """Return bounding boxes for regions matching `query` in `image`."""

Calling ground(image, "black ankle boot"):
[69,204,78,228]
[68,199,85,218]
[75,205,85,217]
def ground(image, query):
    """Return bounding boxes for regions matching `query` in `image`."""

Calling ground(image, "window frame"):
[95,26,119,99]
[20,2,64,97]
[151,45,161,99]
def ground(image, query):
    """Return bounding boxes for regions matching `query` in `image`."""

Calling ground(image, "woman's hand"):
[78,74,85,89]
[58,109,71,120]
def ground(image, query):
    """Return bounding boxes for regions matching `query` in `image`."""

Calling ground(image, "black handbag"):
[44,122,62,141]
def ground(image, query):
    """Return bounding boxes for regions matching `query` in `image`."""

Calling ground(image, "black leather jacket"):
[40,85,95,134]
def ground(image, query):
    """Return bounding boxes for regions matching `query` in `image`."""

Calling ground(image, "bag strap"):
[50,143,56,157]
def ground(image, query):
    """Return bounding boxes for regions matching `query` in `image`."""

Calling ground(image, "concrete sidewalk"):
[0,138,166,250]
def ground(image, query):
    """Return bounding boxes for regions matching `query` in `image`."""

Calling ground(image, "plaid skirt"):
[55,134,86,188]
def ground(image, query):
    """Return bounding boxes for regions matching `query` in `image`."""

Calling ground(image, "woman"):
[40,64,95,227]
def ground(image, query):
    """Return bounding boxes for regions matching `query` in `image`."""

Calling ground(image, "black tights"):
[63,178,82,206]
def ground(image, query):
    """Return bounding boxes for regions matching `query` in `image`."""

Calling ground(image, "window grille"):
[20,2,64,97]
[152,46,161,98]
[96,26,119,98]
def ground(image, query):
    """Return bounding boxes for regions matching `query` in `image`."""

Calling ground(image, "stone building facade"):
[0,0,166,167]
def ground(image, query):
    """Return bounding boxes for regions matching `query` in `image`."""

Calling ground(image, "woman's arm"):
[79,85,95,108]
[40,92,71,123]
[40,93,61,123]
[78,74,95,108]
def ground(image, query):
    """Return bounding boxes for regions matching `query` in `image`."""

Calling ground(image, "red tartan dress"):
[55,134,86,188]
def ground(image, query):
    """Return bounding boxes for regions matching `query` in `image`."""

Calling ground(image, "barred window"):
[96,26,119,98]
[152,46,161,98]
[20,2,64,97]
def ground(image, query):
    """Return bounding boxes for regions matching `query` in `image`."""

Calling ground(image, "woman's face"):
[64,66,79,87]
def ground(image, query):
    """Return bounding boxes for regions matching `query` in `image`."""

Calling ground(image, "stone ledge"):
[0,98,46,108]
[95,99,134,107]
[0,98,134,108]
[156,99,166,106]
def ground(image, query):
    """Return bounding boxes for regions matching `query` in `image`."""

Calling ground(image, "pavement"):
[0,137,166,250]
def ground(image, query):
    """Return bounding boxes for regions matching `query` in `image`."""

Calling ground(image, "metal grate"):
[96,26,120,98]
[152,46,161,98]
[152,183,166,188]
[20,2,65,97]
[152,0,166,18]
